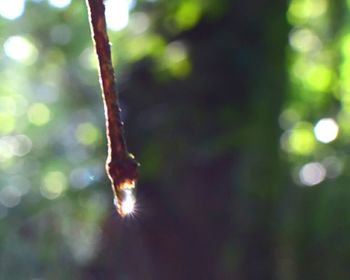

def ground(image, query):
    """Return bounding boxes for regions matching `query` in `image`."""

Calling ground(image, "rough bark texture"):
[86,0,139,215]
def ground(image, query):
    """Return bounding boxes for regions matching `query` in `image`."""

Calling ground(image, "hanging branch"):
[86,0,139,216]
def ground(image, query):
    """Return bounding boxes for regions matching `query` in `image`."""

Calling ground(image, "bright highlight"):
[299,162,326,186]
[314,118,339,143]
[121,189,136,215]
[4,36,38,64]
[48,0,72,9]
[105,0,130,31]
[115,180,136,216]
[0,0,25,20]
[27,103,51,126]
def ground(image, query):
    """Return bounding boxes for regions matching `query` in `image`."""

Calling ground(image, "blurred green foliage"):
[1,0,350,279]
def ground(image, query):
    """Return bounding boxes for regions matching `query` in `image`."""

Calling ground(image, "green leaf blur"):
[0,0,349,279]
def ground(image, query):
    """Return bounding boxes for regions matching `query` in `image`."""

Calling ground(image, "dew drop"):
[114,180,136,216]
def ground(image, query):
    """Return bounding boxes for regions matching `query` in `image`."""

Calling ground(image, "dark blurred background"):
[0,0,349,279]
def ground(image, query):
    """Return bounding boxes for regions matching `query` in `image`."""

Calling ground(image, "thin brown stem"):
[86,0,139,216]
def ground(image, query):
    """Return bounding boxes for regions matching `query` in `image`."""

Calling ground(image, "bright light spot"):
[40,171,67,199]
[14,135,32,156]
[75,122,100,145]
[0,135,31,161]
[13,135,32,156]
[115,180,136,216]
[48,0,71,9]
[105,0,129,31]
[299,162,326,186]
[314,118,339,143]
[122,180,135,189]
[0,186,21,208]
[287,0,327,25]
[304,65,333,92]
[128,0,136,9]
[4,36,38,64]
[27,103,51,126]
[120,189,136,215]
[281,122,315,155]
[0,0,25,20]
[175,1,201,30]
[289,28,321,53]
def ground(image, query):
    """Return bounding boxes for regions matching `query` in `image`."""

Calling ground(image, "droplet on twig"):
[114,180,136,216]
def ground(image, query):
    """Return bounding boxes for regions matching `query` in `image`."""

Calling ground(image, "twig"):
[85,0,139,216]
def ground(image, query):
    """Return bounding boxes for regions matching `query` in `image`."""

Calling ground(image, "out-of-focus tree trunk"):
[83,0,288,279]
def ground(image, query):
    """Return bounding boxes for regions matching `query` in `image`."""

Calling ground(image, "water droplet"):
[114,180,136,216]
